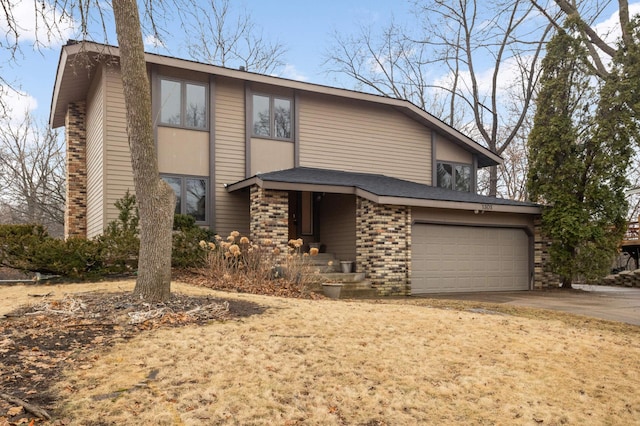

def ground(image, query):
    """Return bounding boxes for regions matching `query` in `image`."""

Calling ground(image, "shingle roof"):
[249,167,537,208]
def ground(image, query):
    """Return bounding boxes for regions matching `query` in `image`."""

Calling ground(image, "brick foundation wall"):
[250,186,288,262]
[64,101,87,239]
[533,217,561,289]
[356,197,411,295]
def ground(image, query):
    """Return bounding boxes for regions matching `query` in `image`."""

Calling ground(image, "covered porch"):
[227,167,415,295]
[227,166,542,296]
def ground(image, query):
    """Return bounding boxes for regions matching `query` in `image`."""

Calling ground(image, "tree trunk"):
[488,164,498,196]
[112,0,176,302]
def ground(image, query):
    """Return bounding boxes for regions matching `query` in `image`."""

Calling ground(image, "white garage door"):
[412,224,530,294]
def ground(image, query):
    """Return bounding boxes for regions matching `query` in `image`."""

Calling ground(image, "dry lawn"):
[2,281,640,425]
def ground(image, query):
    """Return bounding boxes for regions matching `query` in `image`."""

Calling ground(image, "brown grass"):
[3,281,640,425]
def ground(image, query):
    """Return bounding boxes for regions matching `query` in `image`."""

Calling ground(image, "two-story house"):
[50,41,556,295]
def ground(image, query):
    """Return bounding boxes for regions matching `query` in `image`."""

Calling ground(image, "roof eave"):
[49,42,502,166]
[227,177,540,214]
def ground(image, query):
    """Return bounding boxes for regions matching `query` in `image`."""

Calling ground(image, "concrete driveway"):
[424,284,640,326]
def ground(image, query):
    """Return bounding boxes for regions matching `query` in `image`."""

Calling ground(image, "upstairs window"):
[159,78,207,129]
[252,94,292,140]
[437,162,471,192]
[162,175,208,223]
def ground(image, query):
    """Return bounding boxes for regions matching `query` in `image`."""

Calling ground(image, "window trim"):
[250,92,293,141]
[158,77,209,131]
[161,174,209,224]
[436,161,472,193]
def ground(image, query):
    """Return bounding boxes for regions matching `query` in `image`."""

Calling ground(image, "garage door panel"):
[412,224,530,294]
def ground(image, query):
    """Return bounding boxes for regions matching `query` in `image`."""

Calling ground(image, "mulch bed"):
[0,289,265,425]
[174,269,325,300]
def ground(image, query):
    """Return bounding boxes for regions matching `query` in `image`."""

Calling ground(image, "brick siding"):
[64,101,87,239]
[356,197,411,295]
[533,217,561,288]
[249,186,288,262]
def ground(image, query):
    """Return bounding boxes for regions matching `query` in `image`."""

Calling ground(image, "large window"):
[161,175,208,223]
[437,162,471,192]
[159,78,207,129]
[252,94,292,140]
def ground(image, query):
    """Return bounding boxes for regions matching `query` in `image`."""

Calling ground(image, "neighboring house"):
[50,41,557,295]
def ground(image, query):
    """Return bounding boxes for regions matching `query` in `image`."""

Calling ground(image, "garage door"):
[411,224,530,294]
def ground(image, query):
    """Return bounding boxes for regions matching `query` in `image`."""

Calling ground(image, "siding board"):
[104,65,135,225]
[214,78,249,236]
[86,65,105,238]
[299,94,431,185]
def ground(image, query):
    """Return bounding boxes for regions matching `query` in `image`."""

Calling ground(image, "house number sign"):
[481,204,493,210]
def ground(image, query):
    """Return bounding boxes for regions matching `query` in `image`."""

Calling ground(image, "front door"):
[288,191,317,241]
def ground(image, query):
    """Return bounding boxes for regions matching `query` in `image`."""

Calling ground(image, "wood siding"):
[412,207,534,231]
[85,65,105,238]
[157,127,209,176]
[215,77,249,236]
[250,138,294,175]
[104,65,135,225]
[298,93,432,185]
[319,193,356,262]
[436,137,473,164]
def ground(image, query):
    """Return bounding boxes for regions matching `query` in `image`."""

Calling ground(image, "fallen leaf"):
[7,406,23,416]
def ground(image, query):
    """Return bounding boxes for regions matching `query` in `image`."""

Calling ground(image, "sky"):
[0,0,638,128]
[0,0,416,126]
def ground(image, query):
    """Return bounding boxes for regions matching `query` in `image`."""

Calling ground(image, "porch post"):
[356,197,411,295]
[250,185,289,261]
[533,217,561,289]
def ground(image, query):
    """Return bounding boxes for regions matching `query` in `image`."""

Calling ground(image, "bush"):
[26,237,102,278]
[0,224,49,272]
[96,191,140,274]
[172,214,215,268]
[0,193,218,278]
[0,224,103,278]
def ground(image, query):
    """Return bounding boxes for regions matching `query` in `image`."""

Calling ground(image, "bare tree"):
[184,0,287,73]
[0,111,65,236]
[325,21,455,122]
[0,0,180,300]
[532,0,633,79]
[111,0,176,301]
[325,0,553,196]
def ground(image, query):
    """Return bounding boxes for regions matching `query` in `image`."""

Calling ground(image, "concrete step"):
[318,272,366,283]
[307,253,339,272]
[309,253,336,263]
[317,280,379,299]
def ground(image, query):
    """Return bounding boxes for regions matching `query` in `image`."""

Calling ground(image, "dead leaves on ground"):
[0,291,264,424]
[175,269,326,299]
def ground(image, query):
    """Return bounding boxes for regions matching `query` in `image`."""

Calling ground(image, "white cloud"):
[593,2,640,45]
[144,34,166,52]
[0,1,76,47]
[431,54,530,102]
[278,64,308,82]
[1,85,38,124]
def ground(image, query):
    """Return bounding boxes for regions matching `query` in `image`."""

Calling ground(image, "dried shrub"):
[199,232,322,294]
